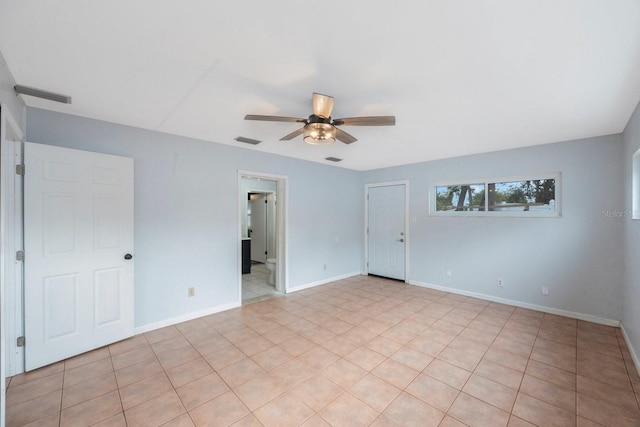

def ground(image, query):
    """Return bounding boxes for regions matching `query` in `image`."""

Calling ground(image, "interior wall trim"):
[409,280,620,327]
[620,323,640,378]
[287,271,363,294]
[133,301,241,335]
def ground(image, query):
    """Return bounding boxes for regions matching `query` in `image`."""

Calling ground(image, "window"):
[435,184,485,212]
[432,174,560,217]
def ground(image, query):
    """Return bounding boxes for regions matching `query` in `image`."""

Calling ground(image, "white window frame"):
[430,172,562,218]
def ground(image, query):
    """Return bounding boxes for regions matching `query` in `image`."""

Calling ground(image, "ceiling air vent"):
[325,157,342,162]
[235,136,261,145]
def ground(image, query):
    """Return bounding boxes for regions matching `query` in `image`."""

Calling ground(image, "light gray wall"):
[364,135,624,321]
[26,108,364,328]
[24,105,634,337]
[0,51,25,135]
[622,100,640,360]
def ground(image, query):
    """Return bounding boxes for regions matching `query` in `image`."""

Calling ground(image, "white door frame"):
[364,180,410,281]
[1,139,23,376]
[1,104,25,427]
[1,105,25,380]
[238,171,288,298]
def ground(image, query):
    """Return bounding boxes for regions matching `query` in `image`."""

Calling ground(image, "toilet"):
[266,258,276,285]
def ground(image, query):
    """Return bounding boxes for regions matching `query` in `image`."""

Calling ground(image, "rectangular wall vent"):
[325,157,343,162]
[235,136,261,145]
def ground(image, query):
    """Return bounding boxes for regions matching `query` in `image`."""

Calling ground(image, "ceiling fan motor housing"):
[304,122,336,145]
[307,114,332,124]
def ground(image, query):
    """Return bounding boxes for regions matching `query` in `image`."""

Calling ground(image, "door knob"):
[124,253,133,260]
[397,238,404,243]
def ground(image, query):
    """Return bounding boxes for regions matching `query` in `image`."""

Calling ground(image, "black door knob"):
[124,254,133,260]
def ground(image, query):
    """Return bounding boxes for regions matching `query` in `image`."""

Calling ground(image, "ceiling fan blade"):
[244,114,306,123]
[312,93,334,118]
[335,128,358,144]
[333,116,396,126]
[279,127,305,141]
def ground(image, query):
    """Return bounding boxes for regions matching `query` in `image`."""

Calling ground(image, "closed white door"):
[24,142,134,371]
[367,184,406,280]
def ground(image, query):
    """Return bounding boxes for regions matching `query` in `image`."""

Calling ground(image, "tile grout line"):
[58,361,64,427]
[107,343,127,427]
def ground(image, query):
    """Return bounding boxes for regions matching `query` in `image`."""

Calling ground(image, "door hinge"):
[15,164,25,175]
[16,250,25,261]
[17,336,25,347]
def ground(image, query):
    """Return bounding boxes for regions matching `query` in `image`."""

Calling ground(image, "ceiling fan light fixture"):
[312,93,334,118]
[303,123,336,145]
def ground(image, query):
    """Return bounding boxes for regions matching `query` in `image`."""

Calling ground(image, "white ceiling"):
[1,1,639,171]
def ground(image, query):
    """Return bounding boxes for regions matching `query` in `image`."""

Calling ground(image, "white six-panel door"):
[24,142,134,371]
[367,184,406,281]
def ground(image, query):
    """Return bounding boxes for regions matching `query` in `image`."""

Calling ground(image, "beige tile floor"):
[5,275,640,426]
[243,263,280,304]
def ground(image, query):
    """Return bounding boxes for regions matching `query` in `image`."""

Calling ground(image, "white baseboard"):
[133,271,362,335]
[409,280,620,327]
[134,301,241,335]
[620,323,640,376]
[287,271,363,293]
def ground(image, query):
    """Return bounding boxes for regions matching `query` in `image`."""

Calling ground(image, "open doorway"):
[239,172,287,304]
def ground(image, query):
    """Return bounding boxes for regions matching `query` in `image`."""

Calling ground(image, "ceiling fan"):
[244,93,395,145]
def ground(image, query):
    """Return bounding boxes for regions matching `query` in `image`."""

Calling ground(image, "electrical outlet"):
[497,279,504,287]
[541,286,549,296]
[323,264,327,271]
[446,269,452,277]
[188,287,195,297]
